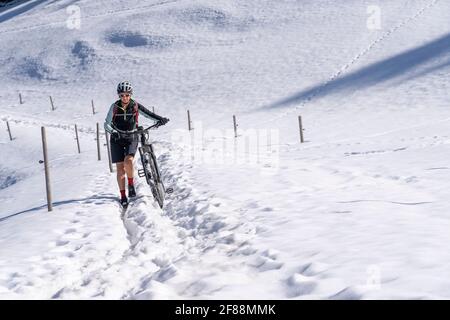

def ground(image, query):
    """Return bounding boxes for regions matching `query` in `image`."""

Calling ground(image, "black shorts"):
[110,137,138,163]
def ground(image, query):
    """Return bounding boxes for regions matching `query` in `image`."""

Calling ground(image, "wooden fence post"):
[74,124,81,153]
[6,121,13,141]
[298,116,304,143]
[91,99,96,115]
[96,122,101,161]
[19,93,23,104]
[233,115,238,138]
[49,96,55,111]
[41,127,53,212]
[187,110,192,131]
[105,132,113,173]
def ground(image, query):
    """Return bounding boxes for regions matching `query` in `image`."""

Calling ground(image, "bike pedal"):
[138,169,146,177]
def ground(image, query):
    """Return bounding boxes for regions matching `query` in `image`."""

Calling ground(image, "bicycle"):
[111,123,171,209]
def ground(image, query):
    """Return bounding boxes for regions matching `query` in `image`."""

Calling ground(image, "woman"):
[104,81,169,207]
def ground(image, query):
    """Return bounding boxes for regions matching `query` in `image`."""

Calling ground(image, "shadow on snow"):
[0,0,47,24]
[0,194,118,222]
[265,33,450,109]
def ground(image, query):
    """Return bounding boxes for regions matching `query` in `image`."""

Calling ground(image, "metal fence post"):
[96,122,101,161]
[41,127,53,212]
[105,132,113,173]
[49,96,55,111]
[6,121,13,141]
[91,99,96,115]
[187,110,192,131]
[75,124,81,153]
[298,116,304,143]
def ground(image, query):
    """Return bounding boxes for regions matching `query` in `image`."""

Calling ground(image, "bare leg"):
[116,162,126,191]
[124,155,134,181]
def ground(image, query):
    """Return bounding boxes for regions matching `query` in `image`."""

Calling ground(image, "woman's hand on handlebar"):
[157,117,169,126]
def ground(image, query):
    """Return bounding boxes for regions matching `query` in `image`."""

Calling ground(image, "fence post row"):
[41,127,53,212]
[8,111,309,213]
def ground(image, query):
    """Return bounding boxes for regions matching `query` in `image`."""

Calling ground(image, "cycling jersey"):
[104,99,164,133]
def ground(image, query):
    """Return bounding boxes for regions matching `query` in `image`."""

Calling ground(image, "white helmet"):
[117,81,133,94]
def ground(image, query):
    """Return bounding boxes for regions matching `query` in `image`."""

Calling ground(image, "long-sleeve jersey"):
[104,99,164,133]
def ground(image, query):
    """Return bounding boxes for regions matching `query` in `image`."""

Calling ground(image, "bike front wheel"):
[139,144,165,209]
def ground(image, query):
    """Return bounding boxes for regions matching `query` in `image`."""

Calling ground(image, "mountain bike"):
[112,123,171,209]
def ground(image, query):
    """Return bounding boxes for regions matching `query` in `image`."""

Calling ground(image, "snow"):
[1,0,450,299]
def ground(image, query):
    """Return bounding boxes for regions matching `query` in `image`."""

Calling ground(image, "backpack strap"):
[133,100,139,125]
[112,103,119,121]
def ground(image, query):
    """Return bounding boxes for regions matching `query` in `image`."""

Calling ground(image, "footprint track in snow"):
[248,249,284,272]
[286,273,318,297]
[284,261,369,299]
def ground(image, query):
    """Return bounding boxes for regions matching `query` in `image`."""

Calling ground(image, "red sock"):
[128,178,134,186]
[120,190,126,198]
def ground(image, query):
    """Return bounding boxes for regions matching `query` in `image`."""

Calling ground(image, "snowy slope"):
[1,0,450,299]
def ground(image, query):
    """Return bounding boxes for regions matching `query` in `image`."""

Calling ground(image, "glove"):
[158,117,169,126]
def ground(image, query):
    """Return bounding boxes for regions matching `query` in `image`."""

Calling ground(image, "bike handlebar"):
[111,123,162,136]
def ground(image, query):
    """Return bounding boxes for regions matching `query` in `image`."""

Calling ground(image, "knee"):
[125,156,134,165]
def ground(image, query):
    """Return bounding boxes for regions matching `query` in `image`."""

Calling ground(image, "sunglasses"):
[119,93,131,98]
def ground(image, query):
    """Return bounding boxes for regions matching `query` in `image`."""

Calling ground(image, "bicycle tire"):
[139,144,165,208]
[148,146,165,208]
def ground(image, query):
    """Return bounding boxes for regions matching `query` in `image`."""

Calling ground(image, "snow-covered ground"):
[1,0,450,299]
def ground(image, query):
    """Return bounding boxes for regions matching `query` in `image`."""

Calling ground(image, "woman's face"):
[119,93,131,104]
